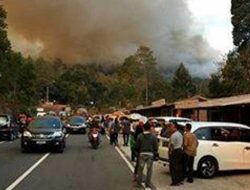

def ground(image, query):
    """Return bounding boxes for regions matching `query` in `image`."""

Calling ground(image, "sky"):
[4,0,233,77]
[187,0,233,54]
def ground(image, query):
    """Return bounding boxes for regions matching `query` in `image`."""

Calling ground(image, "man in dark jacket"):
[133,120,144,181]
[122,118,131,146]
[135,122,158,188]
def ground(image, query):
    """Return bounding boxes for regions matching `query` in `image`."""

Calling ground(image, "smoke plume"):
[4,0,220,76]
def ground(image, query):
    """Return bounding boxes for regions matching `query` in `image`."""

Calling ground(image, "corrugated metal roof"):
[131,94,250,111]
[198,94,250,108]
[174,95,208,109]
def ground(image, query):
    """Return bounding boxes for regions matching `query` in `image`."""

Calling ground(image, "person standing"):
[135,122,158,188]
[108,118,115,145]
[133,120,144,181]
[122,118,131,146]
[183,123,198,183]
[168,123,184,186]
[148,119,157,135]
[113,118,120,145]
[160,122,171,138]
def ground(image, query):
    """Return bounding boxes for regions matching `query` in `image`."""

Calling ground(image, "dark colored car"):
[0,114,19,141]
[21,116,66,153]
[66,116,87,134]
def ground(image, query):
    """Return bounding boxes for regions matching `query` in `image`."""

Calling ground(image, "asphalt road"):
[0,134,138,190]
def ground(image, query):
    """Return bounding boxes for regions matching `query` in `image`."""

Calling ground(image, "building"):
[131,94,250,126]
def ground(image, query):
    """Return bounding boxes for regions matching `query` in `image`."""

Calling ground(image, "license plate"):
[73,128,78,131]
[36,141,46,145]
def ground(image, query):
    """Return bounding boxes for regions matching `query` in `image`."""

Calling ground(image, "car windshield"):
[0,115,8,125]
[70,117,85,124]
[28,118,61,129]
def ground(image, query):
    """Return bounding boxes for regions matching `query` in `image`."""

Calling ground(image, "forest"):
[0,0,249,114]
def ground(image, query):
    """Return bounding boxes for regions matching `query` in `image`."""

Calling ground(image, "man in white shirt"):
[168,123,184,186]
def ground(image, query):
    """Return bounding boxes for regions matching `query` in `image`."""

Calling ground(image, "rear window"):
[70,117,85,124]
[169,119,191,123]
[28,118,61,129]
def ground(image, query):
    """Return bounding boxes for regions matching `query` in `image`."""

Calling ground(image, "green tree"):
[208,73,224,98]
[0,5,11,57]
[221,51,250,95]
[171,63,196,100]
[134,46,157,105]
[231,0,250,79]
[231,0,250,48]
[193,77,210,97]
[0,5,12,109]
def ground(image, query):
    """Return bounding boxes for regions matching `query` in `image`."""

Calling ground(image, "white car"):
[150,116,192,135]
[158,121,250,178]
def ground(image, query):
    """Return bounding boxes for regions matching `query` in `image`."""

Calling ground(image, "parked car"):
[158,121,250,178]
[21,116,66,153]
[150,116,192,135]
[0,114,19,141]
[66,116,87,134]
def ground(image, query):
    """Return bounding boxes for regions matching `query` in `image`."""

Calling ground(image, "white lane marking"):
[114,144,134,172]
[106,135,134,172]
[0,141,5,144]
[5,153,50,190]
[66,134,69,138]
[106,135,149,190]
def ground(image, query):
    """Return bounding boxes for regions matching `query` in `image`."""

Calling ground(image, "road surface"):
[0,134,139,190]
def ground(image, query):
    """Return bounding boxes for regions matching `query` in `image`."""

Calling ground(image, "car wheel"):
[198,157,218,178]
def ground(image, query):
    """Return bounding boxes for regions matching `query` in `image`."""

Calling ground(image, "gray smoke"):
[4,0,220,76]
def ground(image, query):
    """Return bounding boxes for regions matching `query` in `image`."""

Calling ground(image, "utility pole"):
[46,86,49,103]
[145,64,149,106]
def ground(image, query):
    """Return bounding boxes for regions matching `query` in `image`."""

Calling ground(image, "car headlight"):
[23,131,32,138]
[49,131,63,138]
[81,123,86,128]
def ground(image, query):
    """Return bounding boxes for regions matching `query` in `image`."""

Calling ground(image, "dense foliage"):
[1,3,250,114]
[208,0,250,98]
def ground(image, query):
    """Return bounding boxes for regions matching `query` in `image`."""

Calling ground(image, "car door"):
[209,127,243,170]
[240,128,250,169]
[158,136,169,161]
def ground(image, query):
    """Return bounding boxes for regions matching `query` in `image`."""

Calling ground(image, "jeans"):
[137,154,154,186]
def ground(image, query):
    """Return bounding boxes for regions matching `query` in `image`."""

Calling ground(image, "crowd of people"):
[101,115,198,188]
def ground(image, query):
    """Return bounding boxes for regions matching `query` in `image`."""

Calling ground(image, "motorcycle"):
[89,128,100,149]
